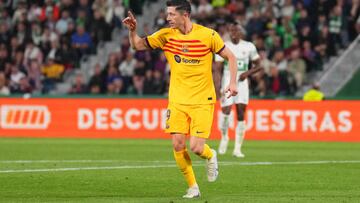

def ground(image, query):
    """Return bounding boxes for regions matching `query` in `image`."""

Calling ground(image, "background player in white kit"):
[215,23,262,157]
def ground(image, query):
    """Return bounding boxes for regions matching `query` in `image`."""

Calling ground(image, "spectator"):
[298,25,315,47]
[0,71,10,95]
[62,20,76,46]
[12,1,27,24]
[154,52,167,75]
[329,6,343,53]
[295,8,311,33]
[27,3,42,23]
[317,26,332,58]
[0,23,11,45]
[131,59,146,95]
[15,22,30,45]
[152,69,165,95]
[106,65,121,89]
[76,8,91,31]
[9,65,26,90]
[113,78,125,94]
[0,44,11,72]
[41,56,65,93]
[259,49,275,76]
[143,69,154,95]
[27,59,42,92]
[23,40,43,68]
[246,9,264,38]
[47,40,60,63]
[56,9,73,35]
[281,0,294,18]
[154,9,167,30]
[284,37,300,57]
[90,9,111,45]
[41,26,58,53]
[198,0,213,15]
[90,84,101,94]
[39,0,60,22]
[316,14,328,35]
[12,76,32,94]
[272,50,288,71]
[61,0,77,19]
[78,0,92,18]
[112,0,125,28]
[56,39,78,69]
[288,49,306,88]
[119,51,136,89]
[69,73,87,94]
[302,40,318,71]
[14,49,26,73]
[71,24,92,57]
[88,63,104,93]
[31,23,43,46]
[250,68,267,97]
[267,66,281,96]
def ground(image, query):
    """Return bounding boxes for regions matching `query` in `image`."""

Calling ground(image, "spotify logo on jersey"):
[174,55,181,63]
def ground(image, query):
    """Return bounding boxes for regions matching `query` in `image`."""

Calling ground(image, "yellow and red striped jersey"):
[146,23,225,104]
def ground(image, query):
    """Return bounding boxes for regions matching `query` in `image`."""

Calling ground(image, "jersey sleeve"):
[210,30,225,54]
[214,54,224,62]
[145,28,168,49]
[249,43,260,61]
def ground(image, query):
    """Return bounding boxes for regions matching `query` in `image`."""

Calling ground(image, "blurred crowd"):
[0,0,128,95]
[190,0,360,97]
[1,0,359,97]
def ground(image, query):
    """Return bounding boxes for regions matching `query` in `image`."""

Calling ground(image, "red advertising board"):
[0,98,359,142]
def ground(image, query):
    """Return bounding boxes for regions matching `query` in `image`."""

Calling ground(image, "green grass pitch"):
[0,138,359,202]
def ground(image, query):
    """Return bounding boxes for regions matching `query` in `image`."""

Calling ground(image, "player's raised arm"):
[218,47,238,98]
[122,11,150,51]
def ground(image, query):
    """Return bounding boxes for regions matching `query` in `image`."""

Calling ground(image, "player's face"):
[229,25,242,43]
[166,7,187,29]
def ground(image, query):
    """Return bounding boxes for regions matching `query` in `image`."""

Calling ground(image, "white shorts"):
[220,75,249,107]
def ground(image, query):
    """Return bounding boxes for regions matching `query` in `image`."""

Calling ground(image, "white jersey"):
[215,40,259,106]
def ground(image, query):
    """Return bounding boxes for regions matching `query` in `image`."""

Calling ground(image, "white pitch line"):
[0,160,176,164]
[0,160,360,174]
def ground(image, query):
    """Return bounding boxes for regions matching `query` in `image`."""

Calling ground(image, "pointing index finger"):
[128,11,135,20]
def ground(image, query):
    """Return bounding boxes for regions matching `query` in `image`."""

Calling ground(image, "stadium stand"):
[0,0,359,97]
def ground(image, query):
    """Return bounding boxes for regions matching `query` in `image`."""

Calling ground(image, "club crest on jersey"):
[181,45,189,53]
[174,55,181,63]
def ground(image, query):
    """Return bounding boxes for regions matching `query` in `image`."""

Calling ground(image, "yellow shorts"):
[165,103,214,138]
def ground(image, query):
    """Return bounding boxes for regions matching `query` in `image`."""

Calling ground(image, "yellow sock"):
[199,144,213,160]
[173,149,197,187]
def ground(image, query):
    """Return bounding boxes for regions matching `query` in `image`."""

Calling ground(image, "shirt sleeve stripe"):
[216,45,226,54]
[145,37,153,49]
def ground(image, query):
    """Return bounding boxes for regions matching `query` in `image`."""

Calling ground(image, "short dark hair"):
[166,0,191,14]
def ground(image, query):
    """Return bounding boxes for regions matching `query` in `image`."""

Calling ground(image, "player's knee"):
[237,114,245,121]
[190,144,203,155]
[173,142,186,151]
[222,107,231,115]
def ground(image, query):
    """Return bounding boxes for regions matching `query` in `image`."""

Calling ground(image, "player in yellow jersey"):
[123,0,238,198]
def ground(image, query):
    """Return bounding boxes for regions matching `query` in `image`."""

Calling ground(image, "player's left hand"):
[122,11,137,32]
[225,83,238,98]
[239,73,247,81]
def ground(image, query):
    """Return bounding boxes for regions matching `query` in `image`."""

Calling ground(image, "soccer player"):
[215,23,262,158]
[123,0,238,199]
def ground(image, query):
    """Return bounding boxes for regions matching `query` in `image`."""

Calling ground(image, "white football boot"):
[182,185,201,198]
[207,149,219,182]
